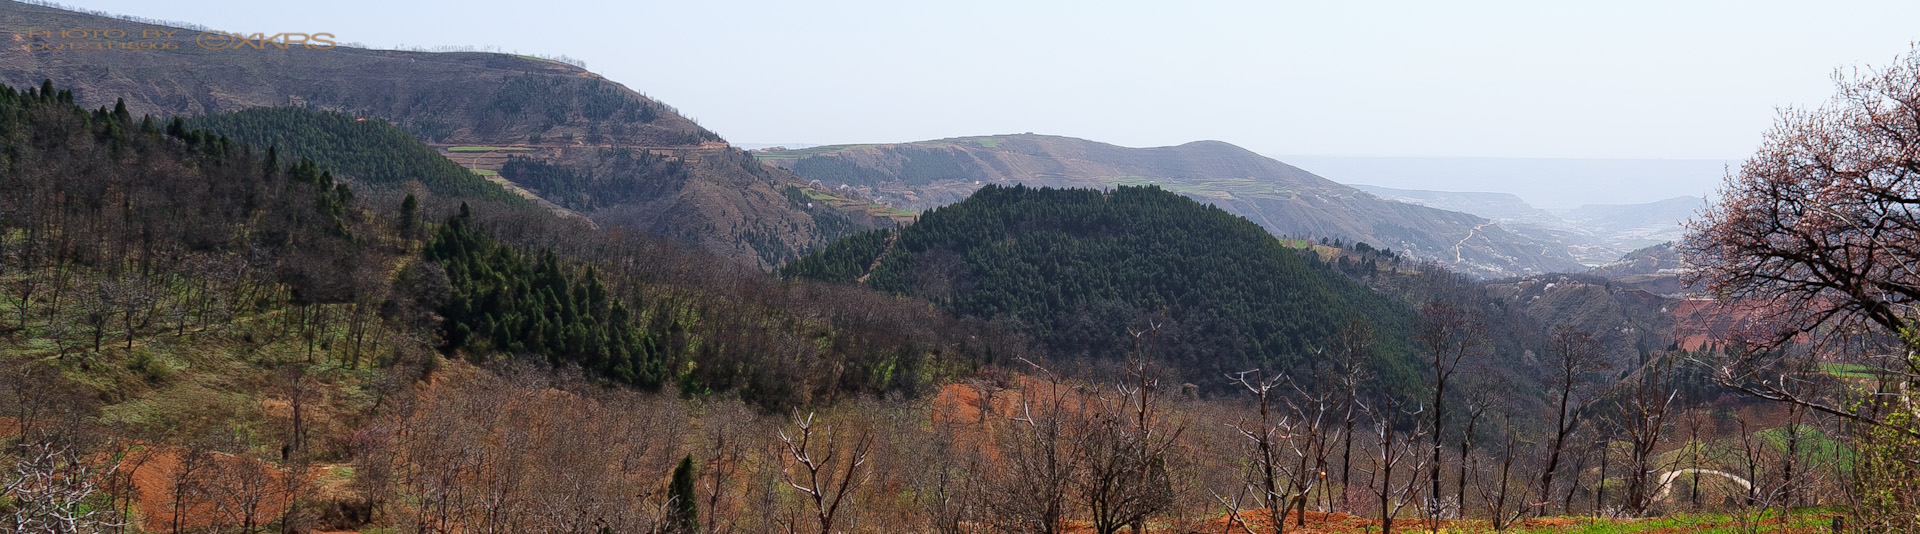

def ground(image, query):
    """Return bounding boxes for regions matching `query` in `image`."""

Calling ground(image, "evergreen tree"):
[668,455,698,533]
[399,193,420,240]
[185,107,521,203]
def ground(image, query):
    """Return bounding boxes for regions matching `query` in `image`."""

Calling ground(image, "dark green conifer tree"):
[668,455,698,533]
[399,193,420,240]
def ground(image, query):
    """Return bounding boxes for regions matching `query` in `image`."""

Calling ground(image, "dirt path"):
[856,233,900,285]
[1656,468,1752,500]
[1454,221,1495,262]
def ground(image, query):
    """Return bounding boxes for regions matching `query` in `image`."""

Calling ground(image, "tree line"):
[184,107,522,204]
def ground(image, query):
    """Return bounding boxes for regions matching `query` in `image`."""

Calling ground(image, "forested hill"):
[757,134,1586,278]
[1,78,1031,413]
[0,0,886,269]
[184,107,521,204]
[784,184,1421,391]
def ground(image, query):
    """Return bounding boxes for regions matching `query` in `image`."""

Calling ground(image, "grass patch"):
[469,168,499,177]
[868,206,919,218]
[447,146,534,153]
[1820,362,1877,379]
[1493,509,1838,534]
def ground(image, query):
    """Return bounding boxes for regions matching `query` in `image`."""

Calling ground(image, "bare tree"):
[1537,327,1606,516]
[1467,398,1528,531]
[1281,380,1340,527]
[1080,357,1181,534]
[109,272,159,351]
[78,283,114,354]
[2,421,126,534]
[1331,319,1373,512]
[1361,395,1429,534]
[1227,369,1295,533]
[1414,301,1480,530]
[1617,354,1679,516]
[4,242,45,334]
[695,400,758,534]
[779,412,874,534]
[1453,372,1494,520]
[990,361,1084,534]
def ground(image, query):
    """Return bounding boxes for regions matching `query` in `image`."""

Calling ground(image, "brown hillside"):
[0,0,885,268]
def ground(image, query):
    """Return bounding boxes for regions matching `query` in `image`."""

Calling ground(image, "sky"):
[58,0,1920,204]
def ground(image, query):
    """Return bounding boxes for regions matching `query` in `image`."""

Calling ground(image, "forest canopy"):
[783,184,1421,392]
[185,107,522,203]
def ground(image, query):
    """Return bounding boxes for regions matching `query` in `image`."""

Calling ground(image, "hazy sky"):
[64,1,1920,161]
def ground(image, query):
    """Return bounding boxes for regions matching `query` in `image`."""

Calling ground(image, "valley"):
[0,2,1914,534]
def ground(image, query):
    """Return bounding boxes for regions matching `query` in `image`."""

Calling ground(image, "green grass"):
[1490,509,1838,534]
[469,168,499,177]
[1820,362,1878,379]
[0,264,391,457]
[447,146,534,152]
[867,205,919,218]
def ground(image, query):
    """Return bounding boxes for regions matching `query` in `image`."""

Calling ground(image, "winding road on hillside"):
[1454,221,1496,262]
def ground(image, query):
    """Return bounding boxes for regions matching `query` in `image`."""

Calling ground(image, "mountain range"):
[0,0,1696,278]
[0,0,886,268]
[756,134,1590,277]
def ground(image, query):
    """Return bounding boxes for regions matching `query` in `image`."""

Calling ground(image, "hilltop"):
[758,134,1587,277]
[784,184,1422,391]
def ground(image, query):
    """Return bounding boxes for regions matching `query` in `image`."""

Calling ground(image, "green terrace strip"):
[447,145,537,152]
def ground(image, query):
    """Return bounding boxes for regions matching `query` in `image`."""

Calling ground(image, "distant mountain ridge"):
[1352,184,1699,265]
[0,0,885,268]
[1350,185,1562,226]
[1279,155,1727,210]
[759,134,1587,277]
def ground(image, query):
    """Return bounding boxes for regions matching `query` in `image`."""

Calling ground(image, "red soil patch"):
[1670,298,1818,351]
[123,445,311,532]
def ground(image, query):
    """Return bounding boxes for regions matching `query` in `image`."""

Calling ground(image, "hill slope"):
[784,184,1421,391]
[758,134,1585,277]
[0,0,882,268]
[182,107,524,204]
